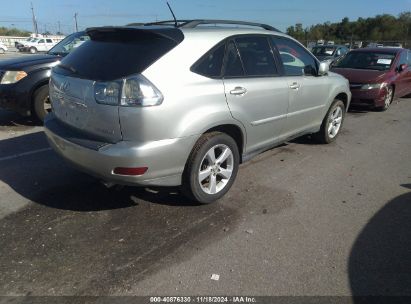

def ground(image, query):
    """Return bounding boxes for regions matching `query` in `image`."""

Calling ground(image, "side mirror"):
[318,61,330,76]
[398,64,407,73]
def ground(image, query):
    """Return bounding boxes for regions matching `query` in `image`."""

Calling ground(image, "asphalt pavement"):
[0,89,410,297]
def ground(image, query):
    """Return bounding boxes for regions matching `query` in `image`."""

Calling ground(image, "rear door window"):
[55,30,181,81]
[235,36,278,77]
[223,41,245,77]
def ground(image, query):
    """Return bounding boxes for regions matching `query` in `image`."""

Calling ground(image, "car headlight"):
[361,83,387,90]
[0,71,28,84]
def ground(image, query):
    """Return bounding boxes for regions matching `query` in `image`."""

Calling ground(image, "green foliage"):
[0,27,31,37]
[286,11,411,43]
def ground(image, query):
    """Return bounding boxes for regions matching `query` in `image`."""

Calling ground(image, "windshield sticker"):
[377,59,392,65]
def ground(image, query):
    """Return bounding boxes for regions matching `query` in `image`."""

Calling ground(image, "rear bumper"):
[350,87,388,107]
[44,115,199,187]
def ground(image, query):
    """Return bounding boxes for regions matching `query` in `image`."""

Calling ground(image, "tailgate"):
[50,73,122,143]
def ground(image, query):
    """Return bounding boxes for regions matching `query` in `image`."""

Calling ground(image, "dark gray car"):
[312,45,349,64]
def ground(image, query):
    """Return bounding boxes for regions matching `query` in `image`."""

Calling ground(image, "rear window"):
[54,30,181,81]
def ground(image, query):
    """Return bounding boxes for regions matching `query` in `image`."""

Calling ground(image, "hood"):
[330,67,388,84]
[0,54,60,71]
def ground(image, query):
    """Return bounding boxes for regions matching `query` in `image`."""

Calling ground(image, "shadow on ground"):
[0,132,242,295]
[0,110,39,131]
[349,184,411,297]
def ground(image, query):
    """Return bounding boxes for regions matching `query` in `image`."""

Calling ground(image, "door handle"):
[230,87,247,96]
[289,82,301,90]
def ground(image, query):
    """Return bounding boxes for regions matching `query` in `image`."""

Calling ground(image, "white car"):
[24,38,56,53]
[0,42,8,54]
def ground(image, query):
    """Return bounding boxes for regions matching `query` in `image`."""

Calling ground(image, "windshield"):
[312,46,336,56]
[48,32,90,56]
[334,51,396,71]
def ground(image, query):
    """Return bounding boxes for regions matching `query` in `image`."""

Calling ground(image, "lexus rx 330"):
[44,20,351,203]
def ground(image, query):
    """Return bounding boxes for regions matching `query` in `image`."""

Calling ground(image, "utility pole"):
[30,2,39,36]
[58,21,61,34]
[74,13,78,32]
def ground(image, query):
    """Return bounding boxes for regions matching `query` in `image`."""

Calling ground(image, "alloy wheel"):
[328,105,343,139]
[198,144,234,195]
[43,96,52,113]
[384,87,393,108]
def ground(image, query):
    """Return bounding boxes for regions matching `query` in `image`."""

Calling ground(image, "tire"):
[314,99,346,144]
[32,85,51,122]
[0,48,5,54]
[182,132,240,204]
[375,86,393,112]
[29,47,37,54]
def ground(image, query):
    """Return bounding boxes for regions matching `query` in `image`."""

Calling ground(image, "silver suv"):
[45,20,351,203]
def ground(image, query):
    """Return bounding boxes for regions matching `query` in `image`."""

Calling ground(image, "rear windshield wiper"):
[57,63,77,74]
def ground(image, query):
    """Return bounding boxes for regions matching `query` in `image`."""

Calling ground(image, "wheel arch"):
[335,92,349,111]
[204,124,245,162]
[29,79,50,113]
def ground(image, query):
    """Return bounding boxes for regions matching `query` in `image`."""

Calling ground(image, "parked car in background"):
[384,43,403,48]
[0,31,89,121]
[353,41,363,49]
[45,20,351,203]
[21,38,57,53]
[15,37,37,51]
[311,45,349,64]
[331,48,411,111]
[367,42,383,48]
[0,42,7,54]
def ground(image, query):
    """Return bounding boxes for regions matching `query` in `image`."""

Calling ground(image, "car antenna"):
[166,1,178,27]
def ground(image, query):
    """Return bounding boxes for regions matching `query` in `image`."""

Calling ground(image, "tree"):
[0,27,31,36]
[286,11,411,45]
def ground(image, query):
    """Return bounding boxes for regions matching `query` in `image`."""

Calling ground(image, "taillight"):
[94,74,163,107]
[94,81,121,105]
[121,75,163,107]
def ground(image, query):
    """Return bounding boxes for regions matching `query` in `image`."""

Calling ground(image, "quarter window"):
[46,39,53,43]
[272,36,317,76]
[235,36,278,76]
[191,43,225,78]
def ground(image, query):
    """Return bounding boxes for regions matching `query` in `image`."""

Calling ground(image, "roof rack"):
[143,19,281,32]
[143,20,192,27]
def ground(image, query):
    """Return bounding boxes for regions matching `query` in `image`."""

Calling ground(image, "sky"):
[0,0,410,34]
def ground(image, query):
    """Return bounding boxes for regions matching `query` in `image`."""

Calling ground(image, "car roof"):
[351,47,404,54]
[87,24,293,45]
[313,45,346,48]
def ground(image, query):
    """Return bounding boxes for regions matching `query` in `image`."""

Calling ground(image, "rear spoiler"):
[86,26,184,44]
